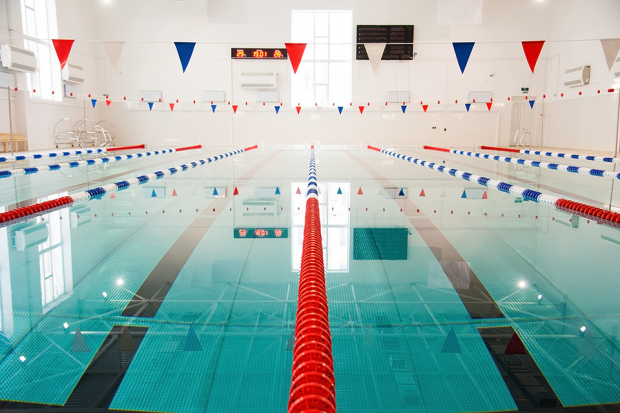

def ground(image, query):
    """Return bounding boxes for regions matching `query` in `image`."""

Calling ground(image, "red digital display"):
[231,48,288,59]
[234,228,288,238]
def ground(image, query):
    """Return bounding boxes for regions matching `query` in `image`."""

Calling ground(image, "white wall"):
[2,0,620,151]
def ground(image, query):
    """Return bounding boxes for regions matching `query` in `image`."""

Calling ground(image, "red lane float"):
[106,144,146,152]
[289,147,336,413]
[480,145,521,153]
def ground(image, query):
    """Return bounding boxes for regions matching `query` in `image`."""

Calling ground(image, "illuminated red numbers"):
[255,229,268,237]
[239,229,247,237]
[275,229,283,237]
[236,50,246,58]
[253,50,266,58]
[273,50,282,58]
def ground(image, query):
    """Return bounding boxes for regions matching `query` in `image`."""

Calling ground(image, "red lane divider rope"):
[480,145,524,153]
[106,144,146,152]
[288,147,336,413]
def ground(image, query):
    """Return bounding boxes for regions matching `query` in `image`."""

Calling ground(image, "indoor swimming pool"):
[1,145,619,412]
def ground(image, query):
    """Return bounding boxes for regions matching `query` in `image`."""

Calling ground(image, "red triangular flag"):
[296,187,301,195]
[422,105,428,113]
[419,189,426,196]
[232,105,238,113]
[169,103,175,111]
[486,102,492,111]
[358,106,365,114]
[505,332,526,355]
[284,43,307,74]
[52,39,74,69]
[110,193,116,199]
[296,106,301,114]
[482,191,488,199]
[522,41,545,73]
[172,189,177,196]
[106,100,111,107]
[233,187,239,195]
[357,187,363,195]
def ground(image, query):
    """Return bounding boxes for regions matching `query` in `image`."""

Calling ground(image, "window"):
[20,0,62,102]
[291,10,352,107]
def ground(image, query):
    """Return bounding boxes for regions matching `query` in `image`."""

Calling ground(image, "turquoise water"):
[0,146,619,411]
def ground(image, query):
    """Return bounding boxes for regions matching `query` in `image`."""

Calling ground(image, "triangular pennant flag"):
[172,189,178,196]
[296,187,301,195]
[422,104,428,112]
[357,187,363,195]
[401,105,407,113]
[452,42,475,74]
[184,326,203,351]
[275,187,281,195]
[528,100,535,109]
[358,106,365,114]
[441,327,461,353]
[102,41,124,72]
[522,41,545,73]
[440,188,446,197]
[486,102,492,111]
[71,328,90,353]
[364,43,386,75]
[338,106,343,114]
[106,100,111,107]
[151,189,157,197]
[233,187,239,195]
[213,188,218,196]
[148,102,154,111]
[296,106,301,114]
[232,105,238,113]
[174,42,196,73]
[118,327,137,352]
[51,39,74,69]
[482,191,488,199]
[274,106,281,114]
[461,190,467,198]
[91,99,97,108]
[420,189,426,196]
[337,187,342,195]
[110,193,116,199]
[398,188,405,196]
[169,103,175,111]
[211,104,217,113]
[284,43,307,74]
[465,103,471,112]
[600,39,620,71]
[505,332,526,355]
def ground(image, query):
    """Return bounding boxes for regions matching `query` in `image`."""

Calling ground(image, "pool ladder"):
[513,127,532,172]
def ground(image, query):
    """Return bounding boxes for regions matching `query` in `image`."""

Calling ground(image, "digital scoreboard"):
[234,228,289,239]
[231,48,288,59]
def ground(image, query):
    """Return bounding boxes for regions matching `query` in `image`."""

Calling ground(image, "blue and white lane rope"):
[424,145,620,180]
[307,147,319,200]
[480,145,620,163]
[0,145,201,179]
[0,144,147,163]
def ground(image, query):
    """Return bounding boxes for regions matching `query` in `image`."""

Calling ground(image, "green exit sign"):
[521,87,529,93]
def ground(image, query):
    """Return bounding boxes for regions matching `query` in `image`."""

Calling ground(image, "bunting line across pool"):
[424,145,620,180]
[480,145,620,163]
[367,145,620,228]
[0,145,258,227]
[0,145,201,179]
[0,144,146,163]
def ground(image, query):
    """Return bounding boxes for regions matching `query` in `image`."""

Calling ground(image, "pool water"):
[0,146,619,412]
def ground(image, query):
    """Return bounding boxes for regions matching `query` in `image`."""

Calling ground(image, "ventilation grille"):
[383,187,406,199]
[140,90,162,102]
[257,90,279,102]
[239,72,277,89]
[468,91,491,103]
[356,25,414,60]
[203,91,225,102]
[258,187,281,199]
[387,91,410,103]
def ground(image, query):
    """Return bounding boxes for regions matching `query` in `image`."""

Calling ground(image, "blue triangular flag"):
[529,100,535,109]
[174,42,196,73]
[399,188,405,196]
[338,106,343,114]
[151,189,157,197]
[461,190,467,198]
[401,105,407,113]
[211,104,217,113]
[213,188,218,196]
[275,106,280,114]
[465,103,471,112]
[337,187,342,195]
[148,102,154,111]
[441,327,461,353]
[452,42,475,74]
[91,99,97,108]
[275,187,281,195]
[184,326,203,352]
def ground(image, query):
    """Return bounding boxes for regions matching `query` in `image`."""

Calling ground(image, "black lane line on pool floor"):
[120,150,283,318]
[345,150,505,319]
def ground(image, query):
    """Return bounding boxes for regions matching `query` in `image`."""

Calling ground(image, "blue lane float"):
[0,144,147,163]
[480,145,620,163]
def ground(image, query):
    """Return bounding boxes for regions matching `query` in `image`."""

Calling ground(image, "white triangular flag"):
[600,39,620,71]
[103,41,125,72]
[364,43,386,75]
